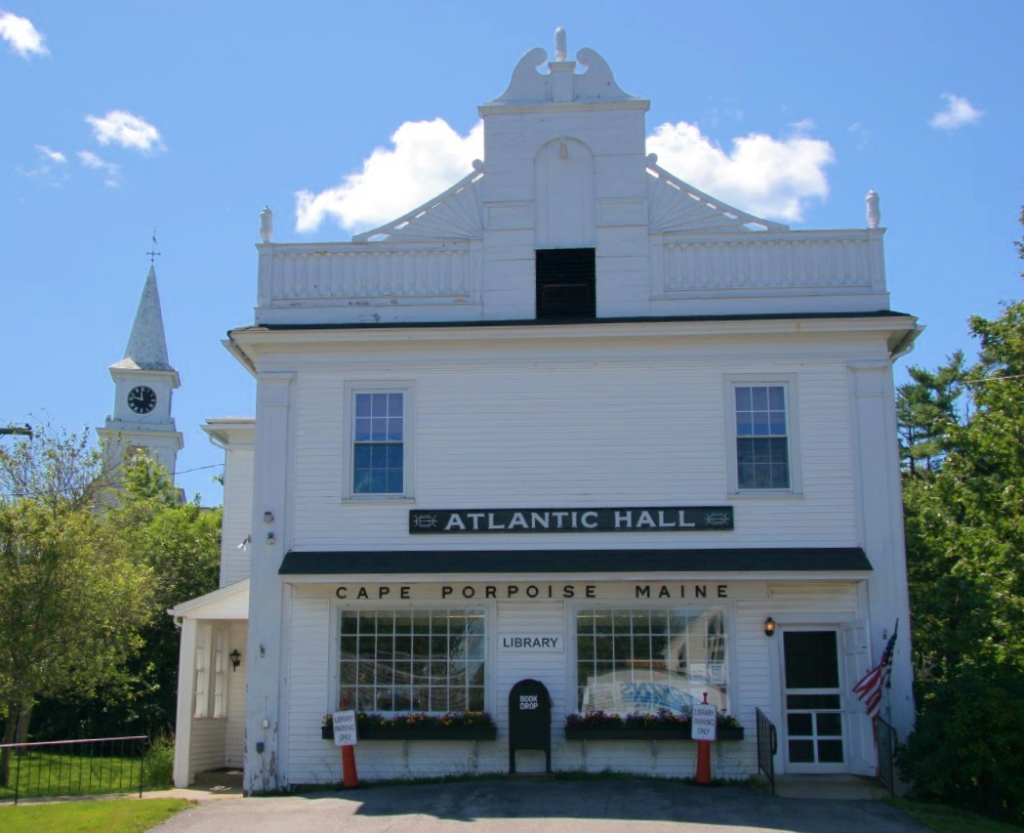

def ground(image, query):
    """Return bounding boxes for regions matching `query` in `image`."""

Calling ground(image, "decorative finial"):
[260,206,274,243]
[555,27,567,62]
[146,229,161,264]
[866,190,880,228]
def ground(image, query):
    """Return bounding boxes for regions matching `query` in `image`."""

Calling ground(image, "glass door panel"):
[783,630,845,769]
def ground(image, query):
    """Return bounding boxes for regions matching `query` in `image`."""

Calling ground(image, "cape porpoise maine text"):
[409,506,734,534]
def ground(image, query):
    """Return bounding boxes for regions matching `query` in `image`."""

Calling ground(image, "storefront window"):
[339,609,485,713]
[575,607,729,716]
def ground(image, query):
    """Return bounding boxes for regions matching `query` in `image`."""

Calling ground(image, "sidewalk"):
[145,769,243,802]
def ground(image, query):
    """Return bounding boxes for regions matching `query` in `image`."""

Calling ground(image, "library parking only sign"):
[691,703,718,741]
[332,710,358,746]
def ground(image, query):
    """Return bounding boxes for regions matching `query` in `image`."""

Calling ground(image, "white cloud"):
[78,150,120,186]
[789,117,816,134]
[85,110,165,153]
[36,144,65,164]
[848,122,869,150]
[929,94,982,130]
[0,11,48,58]
[295,119,484,233]
[16,144,68,182]
[646,121,834,222]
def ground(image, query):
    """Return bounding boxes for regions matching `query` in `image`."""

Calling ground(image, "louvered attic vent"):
[535,248,596,320]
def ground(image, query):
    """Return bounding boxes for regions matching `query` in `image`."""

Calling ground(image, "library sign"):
[409,506,733,535]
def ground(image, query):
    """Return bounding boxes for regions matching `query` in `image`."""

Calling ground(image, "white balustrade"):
[658,231,885,295]
[258,244,476,307]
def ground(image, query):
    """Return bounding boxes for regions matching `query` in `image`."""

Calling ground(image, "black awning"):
[279,547,871,576]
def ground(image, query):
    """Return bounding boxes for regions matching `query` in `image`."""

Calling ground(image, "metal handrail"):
[876,718,897,797]
[755,707,778,795]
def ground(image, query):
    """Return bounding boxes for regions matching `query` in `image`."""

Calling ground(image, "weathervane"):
[146,228,162,264]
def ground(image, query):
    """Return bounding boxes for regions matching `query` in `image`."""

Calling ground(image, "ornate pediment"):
[486,29,641,107]
[353,166,485,242]
[646,155,788,234]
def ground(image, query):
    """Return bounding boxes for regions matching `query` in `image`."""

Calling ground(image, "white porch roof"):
[169,579,249,620]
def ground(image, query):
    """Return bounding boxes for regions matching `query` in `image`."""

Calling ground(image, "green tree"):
[32,455,222,740]
[899,211,1024,821]
[0,424,154,785]
[896,353,965,475]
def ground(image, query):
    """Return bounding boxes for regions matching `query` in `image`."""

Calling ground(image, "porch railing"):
[876,718,897,797]
[755,707,778,795]
[0,735,147,805]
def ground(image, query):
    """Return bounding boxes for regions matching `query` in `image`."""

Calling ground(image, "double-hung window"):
[727,378,800,494]
[345,383,414,499]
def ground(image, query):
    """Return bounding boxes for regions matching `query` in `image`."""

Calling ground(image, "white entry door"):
[781,629,848,773]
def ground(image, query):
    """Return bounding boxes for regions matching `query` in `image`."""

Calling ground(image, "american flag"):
[853,621,898,723]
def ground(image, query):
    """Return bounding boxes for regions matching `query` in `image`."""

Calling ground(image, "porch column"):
[173,617,198,787]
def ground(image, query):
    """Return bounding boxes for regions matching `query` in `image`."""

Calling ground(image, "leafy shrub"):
[899,665,1024,824]
[144,735,175,788]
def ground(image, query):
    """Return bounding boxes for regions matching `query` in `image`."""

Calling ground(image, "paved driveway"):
[152,779,930,833]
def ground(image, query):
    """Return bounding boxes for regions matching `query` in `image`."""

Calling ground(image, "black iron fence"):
[876,718,897,796]
[755,707,777,795]
[0,735,147,805]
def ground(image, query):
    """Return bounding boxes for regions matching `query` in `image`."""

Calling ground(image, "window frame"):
[193,623,228,720]
[570,603,733,718]
[342,381,415,501]
[724,375,802,497]
[333,604,490,716]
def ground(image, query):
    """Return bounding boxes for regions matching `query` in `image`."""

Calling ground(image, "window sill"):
[341,496,416,505]
[727,489,803,500]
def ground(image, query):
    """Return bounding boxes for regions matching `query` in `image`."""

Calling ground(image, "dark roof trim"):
[236,309,913,336]
[279,548,872,576]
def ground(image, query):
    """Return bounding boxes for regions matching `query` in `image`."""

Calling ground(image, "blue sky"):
[2,2,1021,504]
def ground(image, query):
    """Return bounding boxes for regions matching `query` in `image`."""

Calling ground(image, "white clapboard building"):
[169,31,920,792]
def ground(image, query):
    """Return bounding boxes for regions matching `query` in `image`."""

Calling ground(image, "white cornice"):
[228,313,919,356]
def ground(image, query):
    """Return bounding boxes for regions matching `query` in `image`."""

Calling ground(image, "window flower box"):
[358,724,497,741]
[322,712,497,742]
[564,710,744,742]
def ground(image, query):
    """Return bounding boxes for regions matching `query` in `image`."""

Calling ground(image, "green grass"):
[0,798,193,833]
[892,799,1024,833]
[0,751,145,801]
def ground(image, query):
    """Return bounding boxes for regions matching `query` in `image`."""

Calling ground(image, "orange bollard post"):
[341,743,359,788]
[694,691,712,785]
[338,697,359,788]
[695,739,711,785]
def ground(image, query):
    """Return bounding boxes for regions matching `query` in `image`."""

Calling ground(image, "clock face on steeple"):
[127,385,157,415]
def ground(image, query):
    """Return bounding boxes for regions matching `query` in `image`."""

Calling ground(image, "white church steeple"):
[113,263,174,372]
[98,255,183,480]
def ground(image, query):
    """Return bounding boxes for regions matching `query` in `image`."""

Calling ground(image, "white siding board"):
[189,718,227,776]
[289,348,859,551]
[220,445,254,587]
[285,595,332,786]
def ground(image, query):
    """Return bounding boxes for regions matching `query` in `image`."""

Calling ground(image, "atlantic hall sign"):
[409,506,733,534]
